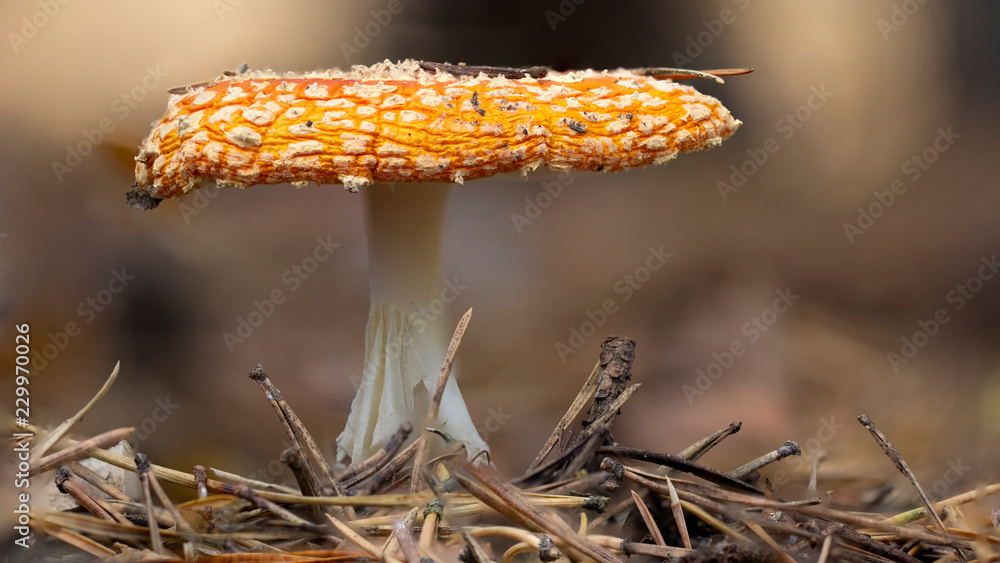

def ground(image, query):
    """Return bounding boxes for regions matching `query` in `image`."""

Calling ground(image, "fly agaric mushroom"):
[130,59,743,464]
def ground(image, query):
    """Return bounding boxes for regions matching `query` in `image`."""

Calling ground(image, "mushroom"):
[130,59,743,464]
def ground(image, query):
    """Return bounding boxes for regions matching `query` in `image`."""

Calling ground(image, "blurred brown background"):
[2,1,998,507]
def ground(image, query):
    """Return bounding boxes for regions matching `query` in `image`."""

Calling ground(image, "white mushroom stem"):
[337,183,489,464]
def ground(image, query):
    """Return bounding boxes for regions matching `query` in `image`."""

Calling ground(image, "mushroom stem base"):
[337,300,489,464]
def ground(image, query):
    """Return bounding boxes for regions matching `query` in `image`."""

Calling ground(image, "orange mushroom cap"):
[133,59,741,201]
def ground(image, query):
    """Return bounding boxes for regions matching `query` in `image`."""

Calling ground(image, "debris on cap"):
[132,59,742,202]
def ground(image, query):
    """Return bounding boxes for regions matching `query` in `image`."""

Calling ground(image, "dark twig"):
[528,361,602,471]
[419,61,548,79]
[729,440,802,480]
[135,454,164,555]
[141,456,197,536]
[462,463,622,563]
[676,421,742,462]
[454,473,536,532]
[620,540,693,558]
[522,337,639,485]
[55,467,130,525]
[857,415,949,535]
[460,531,494,563]
[249,365,346,505]
[281,446,316,497]
[633,67,754,83]
[67,461,130,503]
[234,484,327,533]
[356,438,421,497]
[836,524,923,563]
[519,385,639,485]
[281,446,323,522]
[560,420,622,482]
[339,422,413,488]
[582,336,636,444]
[597,446,764,495]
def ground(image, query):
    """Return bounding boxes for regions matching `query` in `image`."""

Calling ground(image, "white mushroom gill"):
[336,183,489,464]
